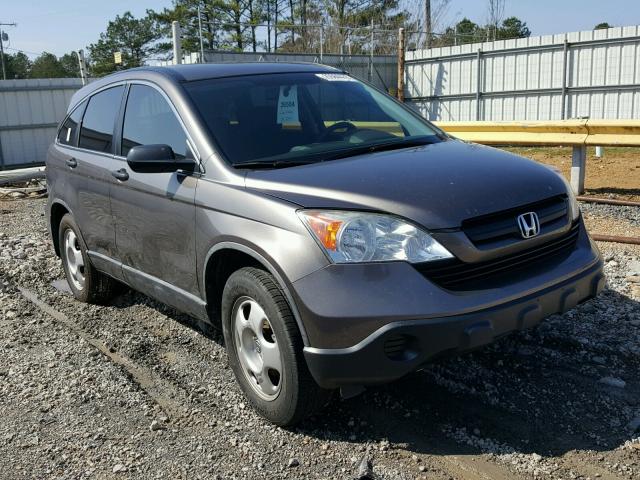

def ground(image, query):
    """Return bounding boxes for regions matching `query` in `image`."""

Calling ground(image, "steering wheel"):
[320,121,358,141]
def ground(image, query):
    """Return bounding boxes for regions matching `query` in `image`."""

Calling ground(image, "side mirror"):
[126,144,195,173]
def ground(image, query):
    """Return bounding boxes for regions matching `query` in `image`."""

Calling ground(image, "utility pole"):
[172,21,182,65]
[76,49,88,86]
[369,19,374,82]
[425,0,432,49]
[0,22,17,81]
[197,4,205,63]
[397,27,405,102]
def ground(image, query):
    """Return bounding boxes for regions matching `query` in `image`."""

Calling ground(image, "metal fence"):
[0,78,83,169]
[405,25,640,121]
[187,51,398,93]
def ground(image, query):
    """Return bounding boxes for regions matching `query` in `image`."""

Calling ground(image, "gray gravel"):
[1,197,640,479]
[581,201,640,227]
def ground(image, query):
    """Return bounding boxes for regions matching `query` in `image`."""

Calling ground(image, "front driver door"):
[110,83,203,318]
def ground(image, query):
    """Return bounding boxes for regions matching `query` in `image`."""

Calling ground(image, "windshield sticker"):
[315,73,356,82]
[277,85,299,124]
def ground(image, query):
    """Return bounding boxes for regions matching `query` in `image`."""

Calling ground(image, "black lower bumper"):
[303,259,605,389]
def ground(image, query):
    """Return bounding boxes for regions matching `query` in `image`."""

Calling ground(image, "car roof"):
[68,62,343,111]
[133,62,342,82]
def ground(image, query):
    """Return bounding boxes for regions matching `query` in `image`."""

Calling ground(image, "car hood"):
[244,140,567,230]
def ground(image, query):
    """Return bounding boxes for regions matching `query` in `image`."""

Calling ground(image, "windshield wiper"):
[233,159,317,169]
[233,136,439,169]
[321,136,437,162]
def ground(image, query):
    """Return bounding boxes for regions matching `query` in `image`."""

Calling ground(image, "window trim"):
[56,99,88,148]
[55,81,128,155]
[78,84,127,155]
[55,80,202,172]
[116,80,202,172]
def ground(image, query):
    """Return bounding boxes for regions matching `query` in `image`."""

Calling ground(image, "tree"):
[487,0,505,40]
[151,1,225,56]
[30,52,67,78]
[4,51,31,79]
[88,12,161,76]
[497,17,530,40]
[594,22,612,30]
[59,53,80,77]
[151,0,412,55]
[442,17,486,45]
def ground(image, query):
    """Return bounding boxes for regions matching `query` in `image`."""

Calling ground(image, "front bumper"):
[294,222,604,388]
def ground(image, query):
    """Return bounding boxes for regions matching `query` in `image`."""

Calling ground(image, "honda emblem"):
[517,212,540,239]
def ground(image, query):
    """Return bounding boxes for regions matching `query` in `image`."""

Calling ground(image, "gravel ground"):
[1,197,640,480]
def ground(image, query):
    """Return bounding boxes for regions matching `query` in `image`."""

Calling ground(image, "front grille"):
[416,222,580,291]
[462,195,569,249]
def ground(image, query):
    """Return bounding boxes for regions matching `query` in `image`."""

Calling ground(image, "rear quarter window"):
[57,100,87,147]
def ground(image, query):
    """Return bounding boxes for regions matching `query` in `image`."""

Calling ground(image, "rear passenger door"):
[110,83,202,316]
[56,85,126,280]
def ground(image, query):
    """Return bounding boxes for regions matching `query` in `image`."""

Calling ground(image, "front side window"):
[57,99,87,146]
[79,86,125,153]
[121,84,189,159]
[184,72,443,167]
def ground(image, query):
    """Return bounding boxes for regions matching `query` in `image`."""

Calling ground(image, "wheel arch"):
[202,242,310,346]
[49,200,73,257]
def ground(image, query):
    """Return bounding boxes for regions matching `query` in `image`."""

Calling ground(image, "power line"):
[4,46,41,56]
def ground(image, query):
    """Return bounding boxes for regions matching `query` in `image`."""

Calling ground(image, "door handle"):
[65,158,77,168]
[111,168,129,181]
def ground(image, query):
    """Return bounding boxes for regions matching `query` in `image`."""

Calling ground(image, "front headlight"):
[566,184,581,221]
[298,210,453,263]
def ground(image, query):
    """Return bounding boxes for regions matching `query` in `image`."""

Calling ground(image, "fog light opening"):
[384,334,419,362]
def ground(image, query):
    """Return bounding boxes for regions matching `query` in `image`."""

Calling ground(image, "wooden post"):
[425,0,432,48]
[397,27,405,102]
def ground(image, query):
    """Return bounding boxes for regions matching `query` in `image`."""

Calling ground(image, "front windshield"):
[184,71,444,167]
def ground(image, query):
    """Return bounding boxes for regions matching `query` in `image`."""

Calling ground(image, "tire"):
[221,267,332,426]
[58,214,118,304]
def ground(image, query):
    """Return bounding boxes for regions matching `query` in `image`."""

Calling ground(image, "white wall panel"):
[0,78,83,168]
[406,25,640,121]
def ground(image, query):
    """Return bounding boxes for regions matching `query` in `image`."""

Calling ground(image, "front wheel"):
[221,267,332,426]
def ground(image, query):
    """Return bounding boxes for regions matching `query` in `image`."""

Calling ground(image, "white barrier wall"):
[405,25,640,121]
[0,78,83,169]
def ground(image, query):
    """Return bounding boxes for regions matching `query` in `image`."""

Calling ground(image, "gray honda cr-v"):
[47,63,604,426]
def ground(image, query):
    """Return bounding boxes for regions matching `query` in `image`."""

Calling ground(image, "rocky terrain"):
[1,197,639,479]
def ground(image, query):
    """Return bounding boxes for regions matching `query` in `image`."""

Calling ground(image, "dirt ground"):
[1,195,640,479]
[507,147,640,201]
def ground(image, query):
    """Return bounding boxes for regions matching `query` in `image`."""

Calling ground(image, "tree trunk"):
[266,0,272,52]
[301,0,307,49]
[274,0,279,51]
[288,0,295,47]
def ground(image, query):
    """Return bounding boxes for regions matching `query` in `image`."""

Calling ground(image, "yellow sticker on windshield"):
[277,86,299,124]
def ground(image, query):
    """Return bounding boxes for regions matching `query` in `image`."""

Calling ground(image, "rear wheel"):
[59,214,118,304]
[221,267,332,426]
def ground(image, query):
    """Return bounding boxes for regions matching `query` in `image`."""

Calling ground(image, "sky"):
[0,0,639,58]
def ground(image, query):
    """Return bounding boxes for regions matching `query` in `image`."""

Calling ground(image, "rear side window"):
[121,84,189,159]
[79,86,125,153]
[57,100,87,146]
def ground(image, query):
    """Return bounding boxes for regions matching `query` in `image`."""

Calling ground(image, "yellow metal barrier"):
[434,120,589,146]
[584,120,640,146]
[433,119,640,194]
